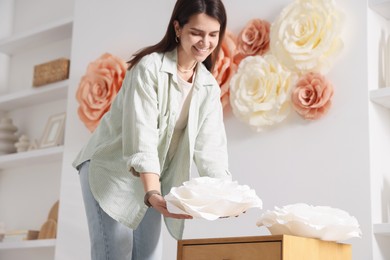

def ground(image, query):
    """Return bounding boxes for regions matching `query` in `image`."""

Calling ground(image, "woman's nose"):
[200,36,209,46]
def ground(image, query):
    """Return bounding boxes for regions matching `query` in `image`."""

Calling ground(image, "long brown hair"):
[127,0,227,72]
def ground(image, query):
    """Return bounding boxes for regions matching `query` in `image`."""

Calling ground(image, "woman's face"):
[175,13,221,65]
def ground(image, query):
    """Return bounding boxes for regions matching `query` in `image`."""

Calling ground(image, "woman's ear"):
[173,20,181,36]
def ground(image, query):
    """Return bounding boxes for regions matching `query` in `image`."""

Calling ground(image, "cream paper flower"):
[229,55,296,131]
[270,0,343,74]
[165,177,262,220]
[257,203,362,241]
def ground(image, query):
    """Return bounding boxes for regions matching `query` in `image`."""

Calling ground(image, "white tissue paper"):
[165,177,263,220]
[256,203,362,241]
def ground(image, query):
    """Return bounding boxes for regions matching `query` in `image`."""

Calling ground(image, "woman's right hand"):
[148,194,193,219]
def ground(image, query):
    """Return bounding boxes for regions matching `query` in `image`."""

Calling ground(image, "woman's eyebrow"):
[189,28,220,34]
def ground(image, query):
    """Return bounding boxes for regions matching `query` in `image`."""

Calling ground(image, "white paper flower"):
[270,0,343,74]
[229,55,296,131]
[257,203,362,241]
[165,177,262,220]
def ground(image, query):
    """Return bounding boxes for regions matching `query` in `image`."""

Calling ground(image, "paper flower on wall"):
[76,53,127,132]
[229,55,296,131]
[213,31,238,108]
[291,72,334,120]
[270,0,343,74]
[234,19,271,64]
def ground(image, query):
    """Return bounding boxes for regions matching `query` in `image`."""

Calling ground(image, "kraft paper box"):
[33,58,70,87]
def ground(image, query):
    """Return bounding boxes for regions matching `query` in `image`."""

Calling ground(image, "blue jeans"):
[79,161,163,260]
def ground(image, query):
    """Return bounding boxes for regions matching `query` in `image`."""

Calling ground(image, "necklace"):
[177,61,197,73]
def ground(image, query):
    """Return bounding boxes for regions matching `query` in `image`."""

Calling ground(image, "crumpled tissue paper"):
[165,177,262,220]
[256,203,362,241]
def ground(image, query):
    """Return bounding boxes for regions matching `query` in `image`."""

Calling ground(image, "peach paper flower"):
[291,72,334,120]
[234,19,270,64]
[270,0,343,74]
[212,31,238,109]
[229,55,297,131]
[76,53,127,132]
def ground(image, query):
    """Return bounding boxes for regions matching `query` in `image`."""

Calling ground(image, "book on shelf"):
[0,230,39,242]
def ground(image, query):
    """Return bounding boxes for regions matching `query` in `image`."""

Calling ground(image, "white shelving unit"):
[370,87,390,108]
[373,223,390,236]
[0,80,69,111]
[0,146,64,170]
[368,1,390,259]
[369,0,390,20]
[0,239,56,250]
[0,3,73,259]
[0,17,73,55]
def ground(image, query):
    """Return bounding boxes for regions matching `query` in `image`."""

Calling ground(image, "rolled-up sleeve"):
[122,57,161,176]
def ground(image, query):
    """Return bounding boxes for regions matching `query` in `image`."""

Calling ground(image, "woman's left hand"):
[148,194,193,219]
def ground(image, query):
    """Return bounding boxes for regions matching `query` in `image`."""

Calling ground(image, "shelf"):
[0,80,69,111]
[373,223,390,236]
[0,239,56,250]
[369,0,390,19]
[0,146,64,170]
[370,87,390,108]
[0,17,73,55]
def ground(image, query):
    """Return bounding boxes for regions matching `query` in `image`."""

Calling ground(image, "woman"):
[73,0,231,259]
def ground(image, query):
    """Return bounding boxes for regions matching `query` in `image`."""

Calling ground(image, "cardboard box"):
[33,58,70,87]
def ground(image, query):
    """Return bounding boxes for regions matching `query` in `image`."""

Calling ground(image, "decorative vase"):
[15,134,30,153]
[0,116,18,155]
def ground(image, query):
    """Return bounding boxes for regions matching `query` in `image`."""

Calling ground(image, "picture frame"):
[40,112,66,148]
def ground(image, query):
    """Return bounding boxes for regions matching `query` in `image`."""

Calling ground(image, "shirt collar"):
[160,48,215,87]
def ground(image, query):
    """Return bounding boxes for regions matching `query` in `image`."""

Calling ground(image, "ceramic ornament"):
[14,134,30,152]
[0,222,4,242]
[0,116,18,155]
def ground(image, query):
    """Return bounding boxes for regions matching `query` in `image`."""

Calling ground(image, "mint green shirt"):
[73,48,231,240]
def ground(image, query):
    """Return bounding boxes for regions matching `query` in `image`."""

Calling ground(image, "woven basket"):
[33,58,70,87]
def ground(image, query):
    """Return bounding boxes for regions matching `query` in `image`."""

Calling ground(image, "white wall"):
[56,0,373,259]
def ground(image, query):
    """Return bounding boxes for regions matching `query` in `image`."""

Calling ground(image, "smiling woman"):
[72,0,231,259]
[173,13,221,82]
